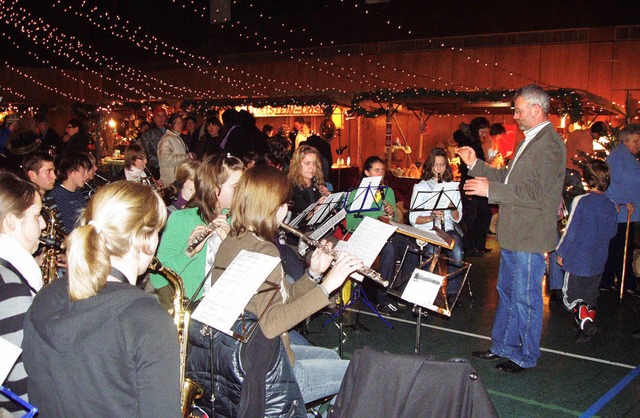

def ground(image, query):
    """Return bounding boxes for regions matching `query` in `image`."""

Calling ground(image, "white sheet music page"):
[348,176,382,213]
[344,216,396,282]
[191,250,280,337]
[0,336,22,384]
[401,269,445,309]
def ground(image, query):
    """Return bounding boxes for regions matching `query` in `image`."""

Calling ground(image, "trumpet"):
[185,212,231,254]
[279,223,389,287]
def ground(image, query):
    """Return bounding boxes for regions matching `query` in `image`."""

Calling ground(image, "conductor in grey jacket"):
[457,85,565,372]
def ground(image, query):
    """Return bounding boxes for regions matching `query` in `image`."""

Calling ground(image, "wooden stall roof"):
[352,88,627,119]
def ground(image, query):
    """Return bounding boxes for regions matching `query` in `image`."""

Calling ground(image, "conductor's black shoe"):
[495,360,525,373]
[472,350,500,360]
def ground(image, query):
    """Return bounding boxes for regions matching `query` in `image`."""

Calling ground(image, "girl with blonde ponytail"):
[22,181,181,417]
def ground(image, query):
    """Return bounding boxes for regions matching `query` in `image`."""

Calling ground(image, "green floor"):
[304,236,640,417]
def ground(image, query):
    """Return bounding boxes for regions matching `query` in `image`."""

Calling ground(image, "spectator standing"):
[601,124,640,294]
[140,106,167,179]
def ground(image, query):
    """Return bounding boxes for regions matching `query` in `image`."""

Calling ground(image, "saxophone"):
[39,206,64,285]
[149,257,204,418]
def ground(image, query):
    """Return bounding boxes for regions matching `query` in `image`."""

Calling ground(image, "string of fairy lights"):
[2,0,237,99]
[0,0,630,123]
[50,0,344,96]
[172,0,483,92]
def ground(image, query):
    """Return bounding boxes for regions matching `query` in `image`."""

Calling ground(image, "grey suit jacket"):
[469,123,565,253]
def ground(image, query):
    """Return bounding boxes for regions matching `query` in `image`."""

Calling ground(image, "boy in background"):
[556,160,618,343]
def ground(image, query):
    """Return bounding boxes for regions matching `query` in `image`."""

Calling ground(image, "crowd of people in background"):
[0,84,639,415]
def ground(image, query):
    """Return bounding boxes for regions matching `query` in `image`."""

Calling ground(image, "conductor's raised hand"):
[321,252,364,294]
[456,146,477,166]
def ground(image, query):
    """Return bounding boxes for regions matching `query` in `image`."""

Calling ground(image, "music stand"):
[307,192,346,226]
[410,182,460,229]
[0,386,38,418]
[379,216,471,353]
[345,176,385,218]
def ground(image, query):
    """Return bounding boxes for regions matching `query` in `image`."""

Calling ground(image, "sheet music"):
[308,192,346,225]
[192,250,280,337]
[411,181,460,211]
[299,208,347,256]
[288,201,317,228]
[343,216,396,281]
[401,269,445,310]
[348,176,382,213]
[0,336,22,384]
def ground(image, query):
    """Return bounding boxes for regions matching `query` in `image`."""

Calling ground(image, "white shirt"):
[409,179,462,233]
[505,121,550,184]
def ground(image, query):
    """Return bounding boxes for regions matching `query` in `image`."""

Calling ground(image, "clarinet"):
[185,212,231,254]
[437,173,445,230]
[312,176,331,197]
[280,223,389,287]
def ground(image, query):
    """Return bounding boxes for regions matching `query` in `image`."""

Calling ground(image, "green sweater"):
[151,207,207,300]
[345,186,398,231]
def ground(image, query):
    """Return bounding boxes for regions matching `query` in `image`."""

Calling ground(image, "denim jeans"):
[490,249,545,368]
[291,345,349,404]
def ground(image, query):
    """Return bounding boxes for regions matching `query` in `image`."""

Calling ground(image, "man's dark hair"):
[57,153,91,182]
[22,152,54,177]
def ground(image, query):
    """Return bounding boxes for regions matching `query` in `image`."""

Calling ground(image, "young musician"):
[23,152,57,197]
[0,173,45,416]
[22,181,180,417]
[119,142,164,189]
[409,147,464,302]
[206,165,362,416]
[288,145,329,220]
[167,159,200,212]
[345,156,401,314]
[150,155,244,305]
[48,152,92,234]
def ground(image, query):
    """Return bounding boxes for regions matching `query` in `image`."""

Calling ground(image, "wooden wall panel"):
[452,47,495,90]
[587,42,614,99]
[492,46,541,89]
[611,41,640,90]
[540,43,589,88]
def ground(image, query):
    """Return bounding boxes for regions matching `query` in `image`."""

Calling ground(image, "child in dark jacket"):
[556,160,618,343]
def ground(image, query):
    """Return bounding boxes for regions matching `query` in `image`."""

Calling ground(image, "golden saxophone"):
[39,206,65,285]
[279,223,389,287]
[186,212,231,254]
[149,257,204,418]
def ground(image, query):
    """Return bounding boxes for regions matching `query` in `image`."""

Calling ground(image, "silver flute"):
[185,213,231,254]
[280,223,389,287]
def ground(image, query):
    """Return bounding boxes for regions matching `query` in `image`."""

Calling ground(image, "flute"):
[280,223,389,287]
[186,212,231,254]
